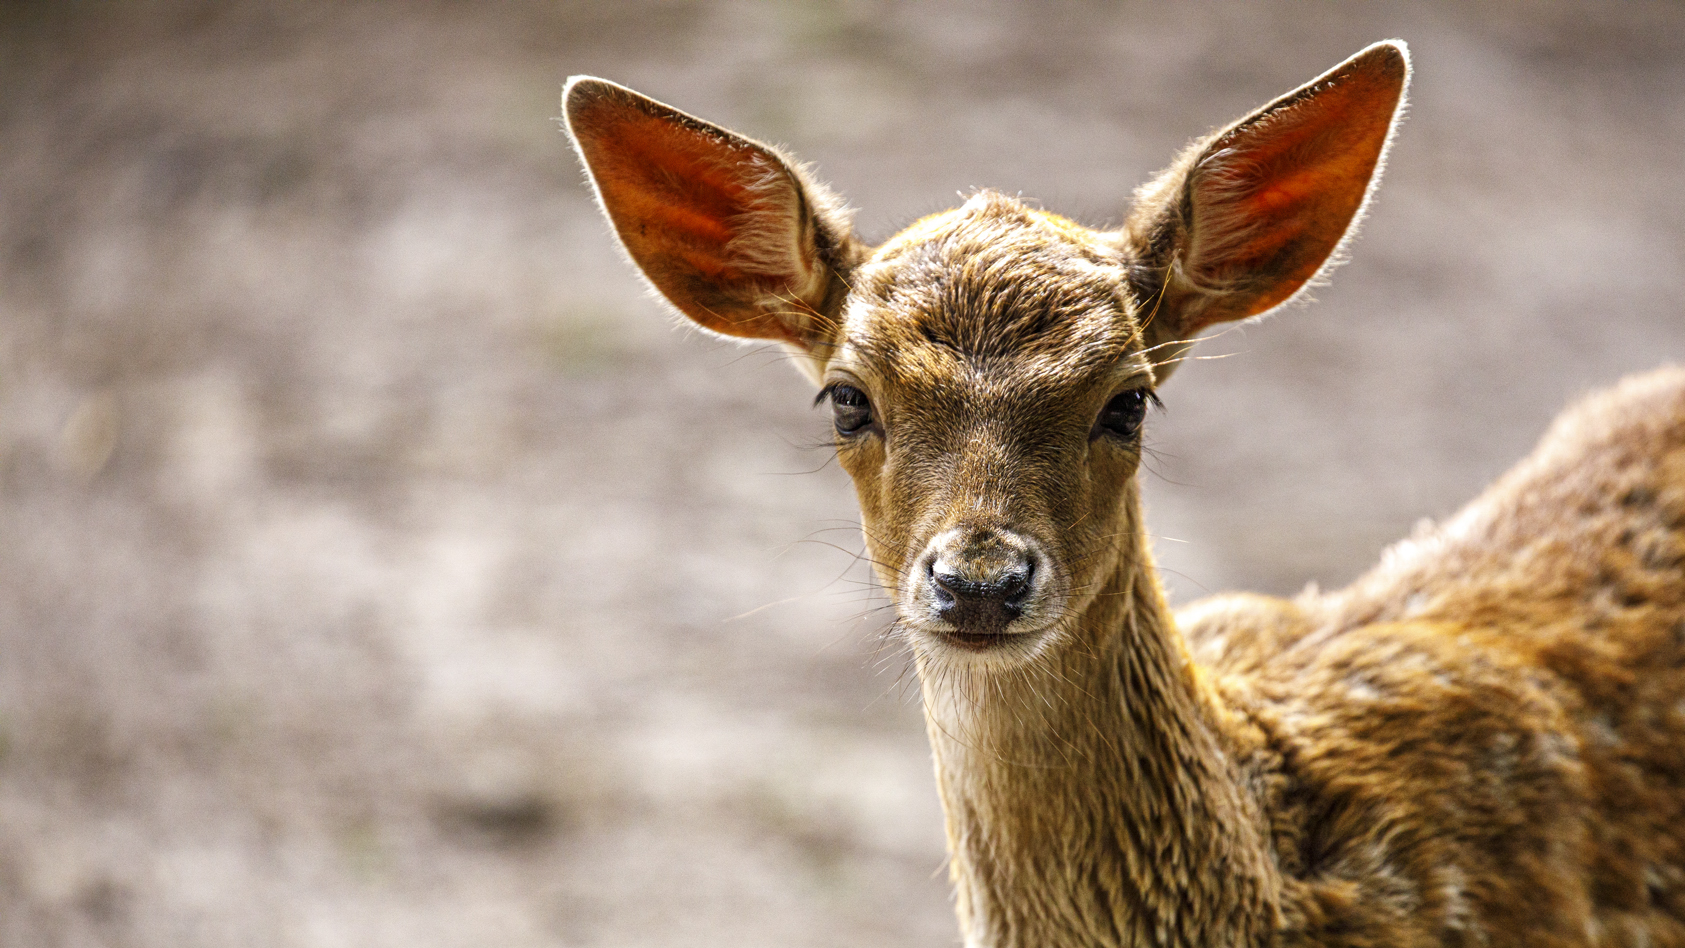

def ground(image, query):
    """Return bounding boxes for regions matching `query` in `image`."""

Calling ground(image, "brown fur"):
[566,42,1685,948]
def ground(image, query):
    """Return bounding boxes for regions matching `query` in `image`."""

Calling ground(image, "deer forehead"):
[829,192,1153,412]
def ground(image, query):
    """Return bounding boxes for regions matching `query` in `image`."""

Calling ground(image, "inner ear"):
[1126,41,1410,359]
[564,77,860,356]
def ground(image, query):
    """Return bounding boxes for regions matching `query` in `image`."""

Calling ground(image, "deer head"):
[565,42,1409,674]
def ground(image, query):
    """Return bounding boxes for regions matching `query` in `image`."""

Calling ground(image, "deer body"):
[566,41,1685,947]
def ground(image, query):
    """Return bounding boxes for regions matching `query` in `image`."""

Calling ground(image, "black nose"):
[929,557,1033,633]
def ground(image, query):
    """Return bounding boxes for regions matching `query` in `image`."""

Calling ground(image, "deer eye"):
[1094,389,1155,441]
[827,384,875,435]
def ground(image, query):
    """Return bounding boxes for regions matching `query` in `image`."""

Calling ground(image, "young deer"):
[566,41,1685,947]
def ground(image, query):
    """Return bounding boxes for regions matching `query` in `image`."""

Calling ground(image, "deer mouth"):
[937,629,1015,651]
[926,620,1059,656]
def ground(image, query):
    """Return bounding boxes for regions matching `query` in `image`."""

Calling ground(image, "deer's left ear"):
[564,77,861,364]
[1124,41,1410,368]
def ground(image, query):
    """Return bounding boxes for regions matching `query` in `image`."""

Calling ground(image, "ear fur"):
[563,77,862,374]
[1124,41,1411,377]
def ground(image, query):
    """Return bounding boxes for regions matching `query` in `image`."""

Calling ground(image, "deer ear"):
[1125,41,1410,370]
[564,77,860,360]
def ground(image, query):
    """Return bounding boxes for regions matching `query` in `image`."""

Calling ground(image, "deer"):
[564,40,1685,948]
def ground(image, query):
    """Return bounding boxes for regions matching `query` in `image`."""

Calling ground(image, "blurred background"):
[1,1,1682,945]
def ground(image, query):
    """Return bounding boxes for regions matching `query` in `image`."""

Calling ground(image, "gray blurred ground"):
[1,1,1682,945]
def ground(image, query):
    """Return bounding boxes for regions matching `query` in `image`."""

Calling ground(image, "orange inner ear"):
[570,89,812,345]
[1188,48,1405,320]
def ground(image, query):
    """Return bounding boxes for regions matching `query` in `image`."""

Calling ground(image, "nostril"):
[1001,560,1032,594]
[928,559,957,605]
[1000,561,1033,614]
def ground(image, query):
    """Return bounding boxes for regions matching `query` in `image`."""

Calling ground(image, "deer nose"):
[928,552,1034,633]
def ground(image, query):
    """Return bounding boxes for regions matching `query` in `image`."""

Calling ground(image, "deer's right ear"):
[564,77,860,362]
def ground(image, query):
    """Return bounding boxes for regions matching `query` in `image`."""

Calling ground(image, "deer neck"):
[917,505,1281,948]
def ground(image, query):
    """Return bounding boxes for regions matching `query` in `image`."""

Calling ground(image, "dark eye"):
[828,384,874,435]
[1094,389,1154,441]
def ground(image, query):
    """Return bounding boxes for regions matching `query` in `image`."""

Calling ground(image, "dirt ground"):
[1,1,1682,945]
